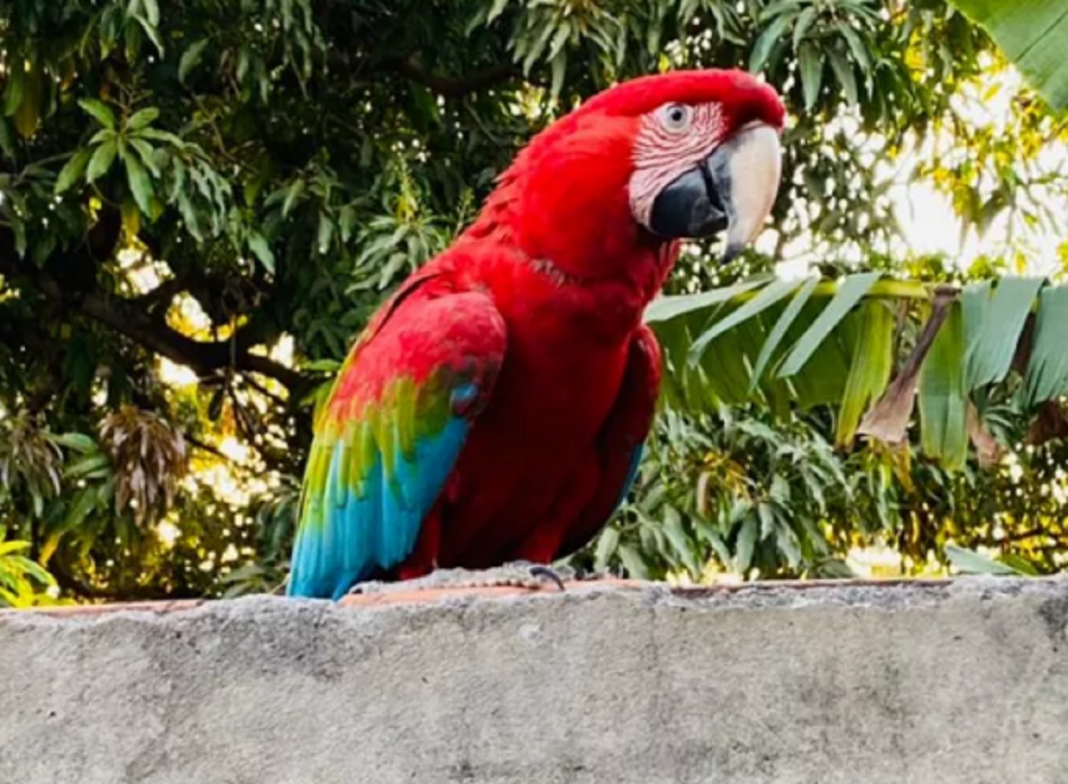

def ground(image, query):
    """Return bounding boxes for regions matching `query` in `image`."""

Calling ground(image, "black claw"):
[528,564,566,592]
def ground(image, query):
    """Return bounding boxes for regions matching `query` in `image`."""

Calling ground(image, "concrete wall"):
[1,576,1067,784]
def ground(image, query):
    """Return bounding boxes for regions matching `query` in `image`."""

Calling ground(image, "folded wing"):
[287,277,507,598]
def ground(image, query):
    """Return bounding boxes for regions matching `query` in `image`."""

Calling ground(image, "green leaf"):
[248,231,276,273]
[550,53,567,100]
[735,516,758,573]
[836,299,894,447]
[141,0,160,26]
[829,48,859,105]
[0,541,30,557]
[65,453,111,479]
[749,13,794,73]
[133,11,165,54]
[179,39,211,84]
[757,502,775,539]
[54,148,92,194]
[3,554,54,588]
[947,0,1068,110]
[750,274,820,388]
[282,179,305,218]
[317,213,334,254]
[126,107,159,131]
[996,553,1039,576]
[690,276,804,362]
[778,272,882,378]
[303,358,342,373]
[138,127,185,147]
[945,544,1021,576]
[662,506,699,574]
[617,543,649,580]
[798,42,823,109]
[965,276,1043,389]
[1023,284,1068,405]
[86,139,118,183]
[548,21,571,61]
[792,6,819,49]
[50,433,98,453]
[129,138,161,177]
[0,116,15,160]
[61,486,101,535]
[121,146,156,215]
[919,300,968,470]
[487,0,510,23]
[3,66,25,117]
[78,98,117,130]
[835,20,872,71]
[694,317,770,406]
[11,217,26,257]
[644,275,772,324]
[88,128,117,145]
[593,527,620,572]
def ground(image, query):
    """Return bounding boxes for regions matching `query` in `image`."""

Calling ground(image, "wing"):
[557,325,661,559]
[287,276,507,599]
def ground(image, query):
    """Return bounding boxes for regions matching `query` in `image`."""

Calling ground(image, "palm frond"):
[647,273,1068,469]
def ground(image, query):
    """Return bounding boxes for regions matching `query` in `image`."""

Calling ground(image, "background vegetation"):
[1,0,1066,606]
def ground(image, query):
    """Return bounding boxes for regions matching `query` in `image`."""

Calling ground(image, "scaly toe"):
[528,564,567,591]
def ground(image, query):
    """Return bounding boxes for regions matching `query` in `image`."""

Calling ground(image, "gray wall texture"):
[2,577,1067,784]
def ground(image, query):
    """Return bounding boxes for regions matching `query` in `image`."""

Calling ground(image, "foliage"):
[578,249,1068,582]
[569,405,859,581]
[947,0,1068,111]
[0,530,55,607]
[0,0,1064,600]
[648,272,1068,468]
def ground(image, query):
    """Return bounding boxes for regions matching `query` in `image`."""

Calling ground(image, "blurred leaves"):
[649,272,1068,467]
[0,413,63,519]
[0,534,56,607]
[0,0,1064,602]
[98,406,188,528]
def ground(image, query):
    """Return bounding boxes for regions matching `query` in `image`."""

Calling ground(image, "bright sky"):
[775,60,1067,281]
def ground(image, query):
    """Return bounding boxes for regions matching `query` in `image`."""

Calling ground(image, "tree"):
[617,0,1068,582]
[0,0,1061,604]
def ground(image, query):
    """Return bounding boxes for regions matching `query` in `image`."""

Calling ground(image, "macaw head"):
[473,68,785,284]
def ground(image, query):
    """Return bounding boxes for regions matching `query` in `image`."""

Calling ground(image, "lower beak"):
[648,122,782,262]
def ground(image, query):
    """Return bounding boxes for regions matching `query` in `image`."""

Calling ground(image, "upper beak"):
[648,122,782,262]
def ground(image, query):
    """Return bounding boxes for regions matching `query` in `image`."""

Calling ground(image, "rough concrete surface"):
[2,577,1068,784]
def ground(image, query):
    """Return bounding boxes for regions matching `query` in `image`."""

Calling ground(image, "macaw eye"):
[657,103,693,133]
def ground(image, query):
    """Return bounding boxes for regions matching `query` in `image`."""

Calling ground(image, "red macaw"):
[288,68,785,599]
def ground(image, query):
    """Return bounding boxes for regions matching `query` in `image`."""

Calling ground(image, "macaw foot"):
[449,561,569,592]
[500,562,568,591]
[346,563,571,596]
[345,579,381,596]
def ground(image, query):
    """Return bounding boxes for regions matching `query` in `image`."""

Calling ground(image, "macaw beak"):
[648,122,782,262]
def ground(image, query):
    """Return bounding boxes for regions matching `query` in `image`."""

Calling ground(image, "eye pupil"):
[663,104,689,129]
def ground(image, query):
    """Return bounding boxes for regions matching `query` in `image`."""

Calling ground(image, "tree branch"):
[0,232,309,393]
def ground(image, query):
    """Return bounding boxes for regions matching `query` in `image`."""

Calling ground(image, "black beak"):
[648,155,732,243]
[647,123,782,263]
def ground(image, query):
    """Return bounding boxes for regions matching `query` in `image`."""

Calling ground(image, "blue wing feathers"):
[286,291,505,600]
[287,415,474,599]
[613,444,644,512]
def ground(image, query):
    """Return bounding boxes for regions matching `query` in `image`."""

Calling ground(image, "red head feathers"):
[462,68,786,291]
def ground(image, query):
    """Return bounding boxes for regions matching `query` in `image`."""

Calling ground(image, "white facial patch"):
[628,103,725,229]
